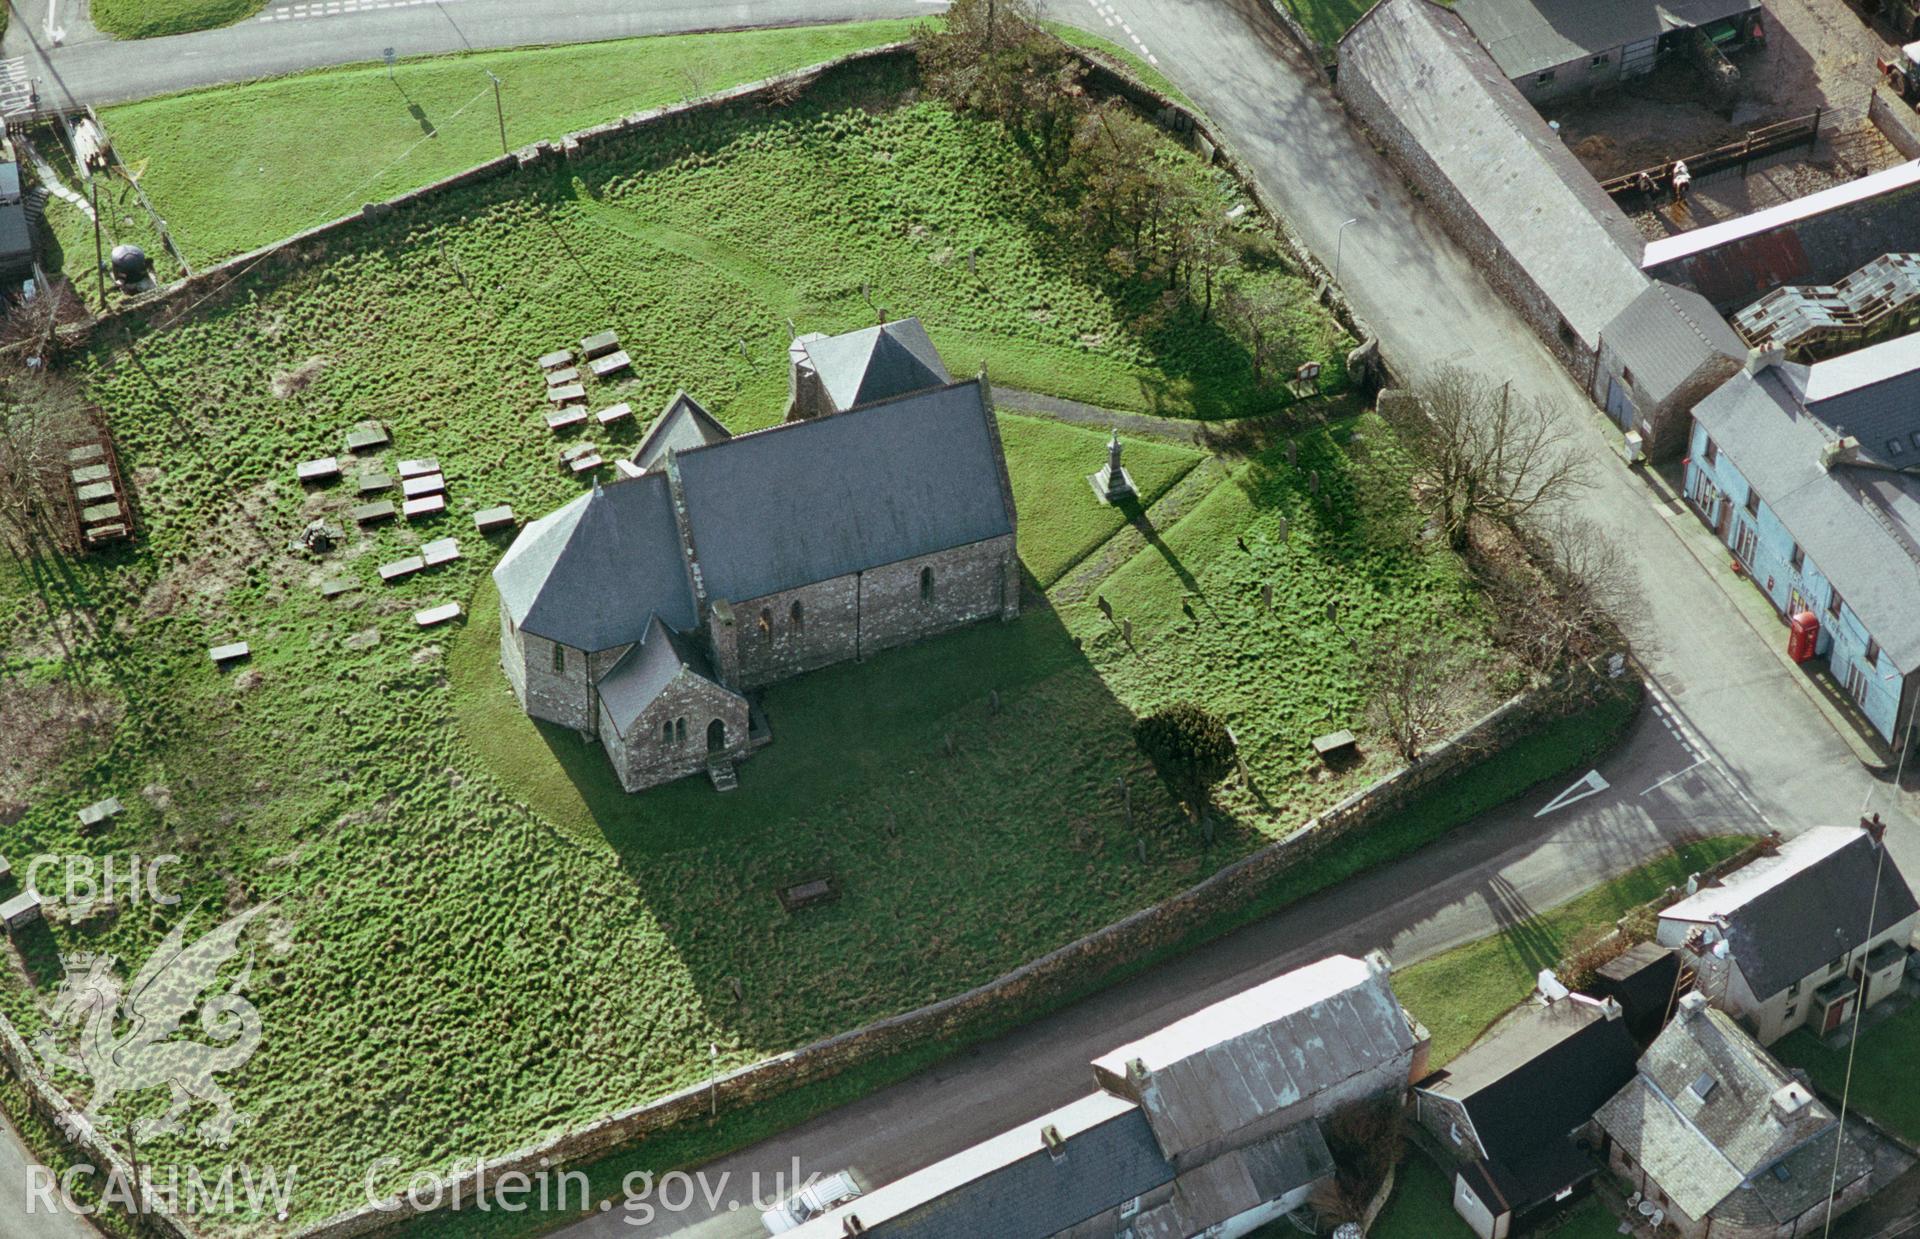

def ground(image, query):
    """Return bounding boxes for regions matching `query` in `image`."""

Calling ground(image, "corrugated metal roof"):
[1454,0,1756,79]
[1091,955,1415,1159]
[676,379,1013,606]
[1644,161,1920,270]
[1602,281,1745,402]
[783,1092,1173,1239]
[491,473,697,652]
[1339,0,1648,346]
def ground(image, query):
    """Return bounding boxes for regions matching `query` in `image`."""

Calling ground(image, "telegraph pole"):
[90,173,105,308]
[487,70,506,154]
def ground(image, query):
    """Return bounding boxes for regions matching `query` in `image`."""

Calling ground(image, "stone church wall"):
[731,572,863,688]
[857,535,1018,656]
[501,601,630,736]
[601,672,751,792]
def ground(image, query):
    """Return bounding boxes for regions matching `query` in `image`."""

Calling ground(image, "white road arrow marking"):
[1534,769,1610,818]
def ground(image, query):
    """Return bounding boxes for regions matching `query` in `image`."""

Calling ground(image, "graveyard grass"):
[5,57,1535,1234]
[89,0,264,38]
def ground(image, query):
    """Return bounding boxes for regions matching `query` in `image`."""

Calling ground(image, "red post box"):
[1789,610,1820,663]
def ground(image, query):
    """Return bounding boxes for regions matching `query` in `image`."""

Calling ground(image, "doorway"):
[707,718,727,753]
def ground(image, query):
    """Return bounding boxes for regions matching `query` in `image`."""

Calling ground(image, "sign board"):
[383,47,397,65]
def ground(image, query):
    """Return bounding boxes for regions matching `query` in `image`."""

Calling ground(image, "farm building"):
[1684,336,1920,744]
[1337,0,1650,379]
[1590,280,1745,458]
[1452,0,1764,104]
[494,319,1021,794]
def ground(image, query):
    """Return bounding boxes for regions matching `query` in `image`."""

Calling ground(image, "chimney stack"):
[1678,991,1708,1020]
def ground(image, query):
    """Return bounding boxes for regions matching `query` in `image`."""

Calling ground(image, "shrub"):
[1133,701,1235,825]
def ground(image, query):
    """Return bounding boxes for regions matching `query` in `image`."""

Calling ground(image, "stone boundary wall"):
[296,675,1624,1238]
[1869,83,1920,163]
[0,1002,197,1237]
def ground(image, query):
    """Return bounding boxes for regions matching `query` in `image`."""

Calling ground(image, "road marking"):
[259,0,464,21]
[0,58,34,117]
[1640,755,1709,796]
[1535,769,1609,818]
[1643,677,1775,830]
[1083,0,1159,64]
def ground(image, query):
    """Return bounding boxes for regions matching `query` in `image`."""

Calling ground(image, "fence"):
[1599,107,1833,204]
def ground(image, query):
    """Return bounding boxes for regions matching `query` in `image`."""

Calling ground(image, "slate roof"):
[802,318,950,412]
[1338,0,1649,348]
[492,473,696,652]
[675,379,1014,606]
[1420,998,1639,1210]
[631,391,731,474]
[596,616,736,735]
[1453,0,1756,79]
[1660,826,1918,1000]
[1131,1123,1334,1239]
[1600,281,1745,403]
[1693,363,1920,669]
[1091,954,1417,1160]
[1596,1001,1835,1222]
[783,1092,1173,1239]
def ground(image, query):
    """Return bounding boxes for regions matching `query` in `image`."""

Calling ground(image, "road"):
[0,0,1914,1235]
[1,0,940,110]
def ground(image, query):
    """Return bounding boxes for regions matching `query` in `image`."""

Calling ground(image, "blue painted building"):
[1684,337,1920,746]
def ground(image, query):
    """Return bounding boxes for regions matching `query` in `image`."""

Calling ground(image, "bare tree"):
[1488,512,1641,674]
[1365,624,1469,762]
[0,278,88,369]
[1388,368,1586,550]
[916,0,1087,170]
[1220,281,1298,387]
[0,374,92,562]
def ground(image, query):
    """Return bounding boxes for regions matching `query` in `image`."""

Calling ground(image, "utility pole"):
[90,173,105,308]
[487,70,506,154]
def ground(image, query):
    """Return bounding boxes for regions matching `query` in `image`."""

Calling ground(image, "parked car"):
[761,1171,862,1234]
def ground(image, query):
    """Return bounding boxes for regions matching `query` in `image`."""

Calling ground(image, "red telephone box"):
[1789,611,1820,663]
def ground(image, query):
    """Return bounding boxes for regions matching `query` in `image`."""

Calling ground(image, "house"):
[786,953,1431,1239]
[1451,0,1763,104]
[1588,942,1684,1046]
[1655,824,1918,1045]
[1595,992,1875,1239]
[1414,996,1640,1239]
[493,320,1021,793]
[1337,0,1650,379]
[1683,338,1920,743]
[1591,280,1745,458]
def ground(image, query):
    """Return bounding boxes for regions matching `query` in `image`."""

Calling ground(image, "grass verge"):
[90,0,264,38]
[1395,835,1759,1067]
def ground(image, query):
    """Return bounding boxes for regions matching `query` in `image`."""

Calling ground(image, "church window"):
[791,600,804,632]
[920,566,935,602]
[675,718,687,744]
[662,721,673,746]
[760,607,773,643]
[551,644,566,674]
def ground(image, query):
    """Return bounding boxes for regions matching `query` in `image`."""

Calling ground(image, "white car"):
[761,1170,862,1234]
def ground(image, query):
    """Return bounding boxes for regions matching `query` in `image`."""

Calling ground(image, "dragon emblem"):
[34,904,286,1147]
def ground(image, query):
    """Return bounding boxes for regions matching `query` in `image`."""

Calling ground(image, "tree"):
[1490,511,1641,674]
[0,374,92,562]
[1320,1097,1403,1226]
[1364,625,1468,762]
[916,0,1087,170]
[1387,367,1586,550]
[1133,702,1236,825]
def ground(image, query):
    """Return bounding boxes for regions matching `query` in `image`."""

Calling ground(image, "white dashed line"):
[259,0,463,22]
[1084,0,1159,65]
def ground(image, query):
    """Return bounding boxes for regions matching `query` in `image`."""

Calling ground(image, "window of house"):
[1620,364,1634,386]
[1704,434,1719,465]
[1911,431,1920,452]
[1785,1003,1798,1020]
[1590,53,1609,67]
[790,600,804,633]
[1829,587,1844,618]
[1556,316,1576,348]
[1120,1198,1141,1220]
[1890,438,1907,458]
[1867,639,1880,666]
[920,566,935,602]
[1621,1152,1634,1170]
[1537,69,1557,84]
[551,644,566,674]
[1787,979,1801,999]
[1745,487,1760,516]
[1789,543,1804,571]
[760,607,773,644]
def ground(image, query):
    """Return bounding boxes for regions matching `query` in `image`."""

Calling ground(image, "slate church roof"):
[800,318,951,411]
[493,471,698,652]
[631,391,731,474]
[495,326,1015,654]
[1659,825,1918,999]
[596,615,735,735]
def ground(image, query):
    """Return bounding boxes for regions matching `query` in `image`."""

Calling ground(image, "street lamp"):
[486,70,506,154]
[1333,217,1360,287]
